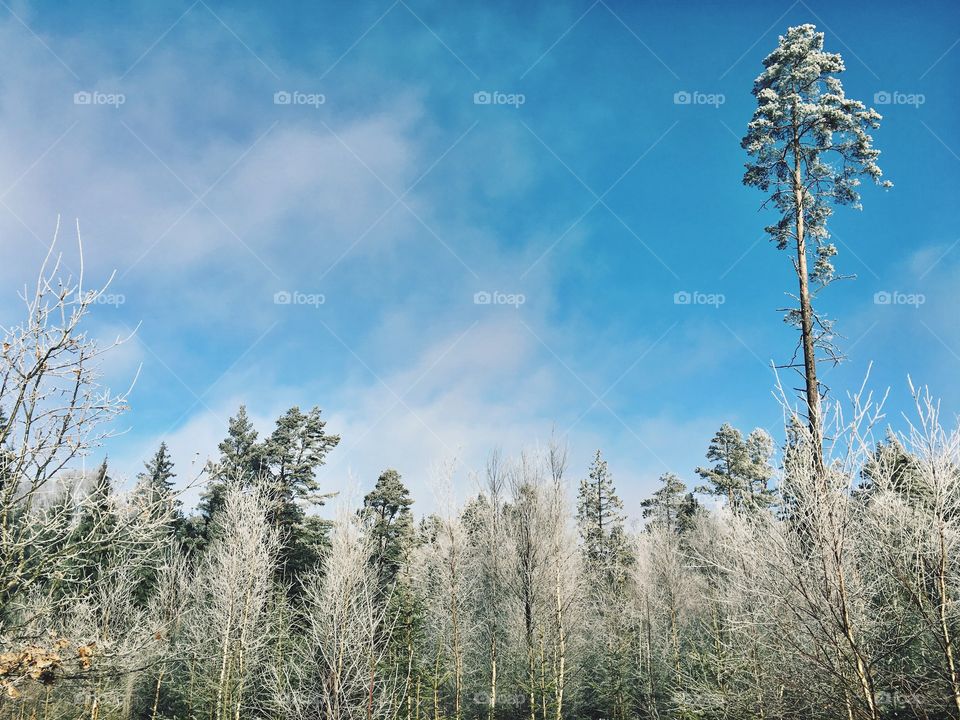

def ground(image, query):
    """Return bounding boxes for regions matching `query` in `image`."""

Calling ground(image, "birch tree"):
[186,488,279,720]
[274,508,397,720]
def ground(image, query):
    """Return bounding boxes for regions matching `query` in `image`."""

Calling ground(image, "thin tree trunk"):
[834,554,877,720]
[234,584,254,720]
[554,563,565,720]
[790,115,824,477]
[415,676,421,720]
[432,643,441,720]
[539,630,547,720]
[937,524,960,718]
[214,600,235,720]
[406,618,415,720]
[645,594,655,713]
[150,667,165,720]
[488,635,497,720]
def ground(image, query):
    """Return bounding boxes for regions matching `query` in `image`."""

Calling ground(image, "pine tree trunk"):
[791,115,824,478]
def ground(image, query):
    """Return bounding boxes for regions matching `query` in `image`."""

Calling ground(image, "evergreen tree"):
[695,424,776,512]
[361,468,414,587]
[361,469,418,717]
[198,406,263,526]
[641,472,699,534]
[859,429,923,499]
[742,24,890,475]
[135,442,180,523]
[133,444,183,602]
[71,458,118,585]
[576,450,632,584]
[261,405,340,579]
[197,405,339,580]
[261,406,339,522]
[576,451,636,720]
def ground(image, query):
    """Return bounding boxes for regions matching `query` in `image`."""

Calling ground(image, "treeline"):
[1,258,959,720]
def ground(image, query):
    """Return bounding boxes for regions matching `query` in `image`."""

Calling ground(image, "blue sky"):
[1,0,958,517]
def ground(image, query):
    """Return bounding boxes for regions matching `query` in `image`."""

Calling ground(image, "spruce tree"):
[576,450,632,584]
[576,451,636,720]
[858,430,923,500]
[198,406,263,526]
[71,458,118,586]
[135,442,180,522]
[133,444,183,601]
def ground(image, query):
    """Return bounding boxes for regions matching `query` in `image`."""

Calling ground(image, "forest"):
[1,22,957,720]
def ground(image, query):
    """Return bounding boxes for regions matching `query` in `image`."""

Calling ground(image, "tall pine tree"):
[261,406,340,580]
[742,24,890,474]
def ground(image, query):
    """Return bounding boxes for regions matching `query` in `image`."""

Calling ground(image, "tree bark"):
[791,114,825,478]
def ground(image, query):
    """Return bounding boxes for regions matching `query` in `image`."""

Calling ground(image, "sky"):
[0,0,958,519]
